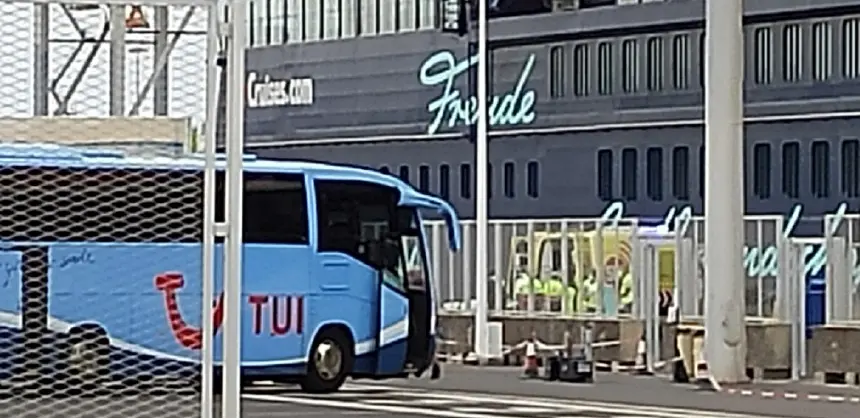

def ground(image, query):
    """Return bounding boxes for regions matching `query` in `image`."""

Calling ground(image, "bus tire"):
[301,326,354,393]
[67,324,110,390]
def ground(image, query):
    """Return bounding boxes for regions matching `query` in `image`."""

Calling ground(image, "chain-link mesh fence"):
[0,1,216,417]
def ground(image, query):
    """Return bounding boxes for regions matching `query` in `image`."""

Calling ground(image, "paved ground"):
[244,383,772,418]
[355,365,860,418]
[1,367,857,417]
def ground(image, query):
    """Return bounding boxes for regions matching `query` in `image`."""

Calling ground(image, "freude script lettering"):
[419,51,537,135]
[598,202,860,281]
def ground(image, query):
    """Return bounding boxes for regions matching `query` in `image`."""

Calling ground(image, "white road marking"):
[244,384,769,418]
[505,406,563,413]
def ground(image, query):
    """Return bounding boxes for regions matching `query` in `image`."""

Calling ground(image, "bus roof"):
[0,143,462,250]
[0,142,386,182]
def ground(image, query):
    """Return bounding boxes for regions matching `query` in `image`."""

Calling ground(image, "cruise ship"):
[236,0,860,227]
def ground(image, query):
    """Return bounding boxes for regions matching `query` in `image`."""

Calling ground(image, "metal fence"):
[825,213,860,322]
[428,215,798,319]
[0,0,218,417]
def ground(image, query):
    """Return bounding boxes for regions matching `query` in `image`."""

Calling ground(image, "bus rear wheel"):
[66,324,110,390]
[301,327,353,393]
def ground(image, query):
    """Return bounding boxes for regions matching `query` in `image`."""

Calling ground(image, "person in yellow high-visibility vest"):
[564,285,578,313]
[514,272,544,309]
[543,275,565,311]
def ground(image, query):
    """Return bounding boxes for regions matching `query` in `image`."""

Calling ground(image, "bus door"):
[401,233,431,371]
[392,195,461,374]
[370,216,433,375]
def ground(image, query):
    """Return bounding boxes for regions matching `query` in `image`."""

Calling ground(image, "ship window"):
[622,39,639,93]
[672,146,690,200]
[418,165,430,192]
[781,142,800,198]
[270,0,286,44]
[503,162,515,198]
[843,18,860,79]
[646,147,663,201]
[286,0,304,43]
[379,165,390,174]
[549,46,566,98]
[573,43,590,96]
[621,148,637,200]
[646,37,664,92]
[597,149,613,201]
[359,0,379,35]
[323,0,340,39]
[460,163,471,199]
[304,0,322,41]
[812,22,833,81]
[439,164,450,199]
[698,32,705,87]
[526,161,539,198]
[671,33,690,90]
[249,0,267,46]
[398,0,417,31]
[698,146,705,198]
[418,0,436,29]
[378,0,396,34]
[340,0,358,37]
[597,41,613,95]
[487,163,493,198]
[841,139,860,197]
[782,24,803,82]
[752,143,772,199]
[811,141,830,198]
[399,165,410,183]
[753,27,773,84]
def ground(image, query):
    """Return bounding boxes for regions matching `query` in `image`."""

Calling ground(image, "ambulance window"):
[515,241,528,253]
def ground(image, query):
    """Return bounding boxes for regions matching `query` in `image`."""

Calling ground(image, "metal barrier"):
[425,218,641,316]
[429,214,787,320]
[432,213,860,381]
[782,238,807,380]
[672,214,785,318]
[824,213,860,323]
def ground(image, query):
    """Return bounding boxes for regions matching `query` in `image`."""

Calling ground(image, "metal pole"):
[153,6,170,115]
[135,55,141,102]
[704,0,747,383]
[33,4,50,116]
[222,0,246,416]
[199,4,220,418]
[472,0,489,361]
[108,5,126,115]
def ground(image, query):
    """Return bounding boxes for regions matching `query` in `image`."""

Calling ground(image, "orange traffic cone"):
[125,5,150,29]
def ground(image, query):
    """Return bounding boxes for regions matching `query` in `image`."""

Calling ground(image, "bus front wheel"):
[301,326,354,393]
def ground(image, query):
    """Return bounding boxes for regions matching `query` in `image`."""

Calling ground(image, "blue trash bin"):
[805,272,826,339]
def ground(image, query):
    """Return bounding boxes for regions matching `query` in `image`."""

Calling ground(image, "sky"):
[0,3,209,124]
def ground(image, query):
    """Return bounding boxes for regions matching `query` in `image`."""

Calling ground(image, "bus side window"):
[215,171,309,244]
[314,179,399,268]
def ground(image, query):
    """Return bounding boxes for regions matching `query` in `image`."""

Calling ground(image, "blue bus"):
[0,144,461,394]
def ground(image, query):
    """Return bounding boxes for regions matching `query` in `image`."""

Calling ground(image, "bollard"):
[522,332,539,378]
[581,323,594,363]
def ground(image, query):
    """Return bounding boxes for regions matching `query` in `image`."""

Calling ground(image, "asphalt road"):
[349,365,860,418]
[1,367,857,417]
[243,382,772,418]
